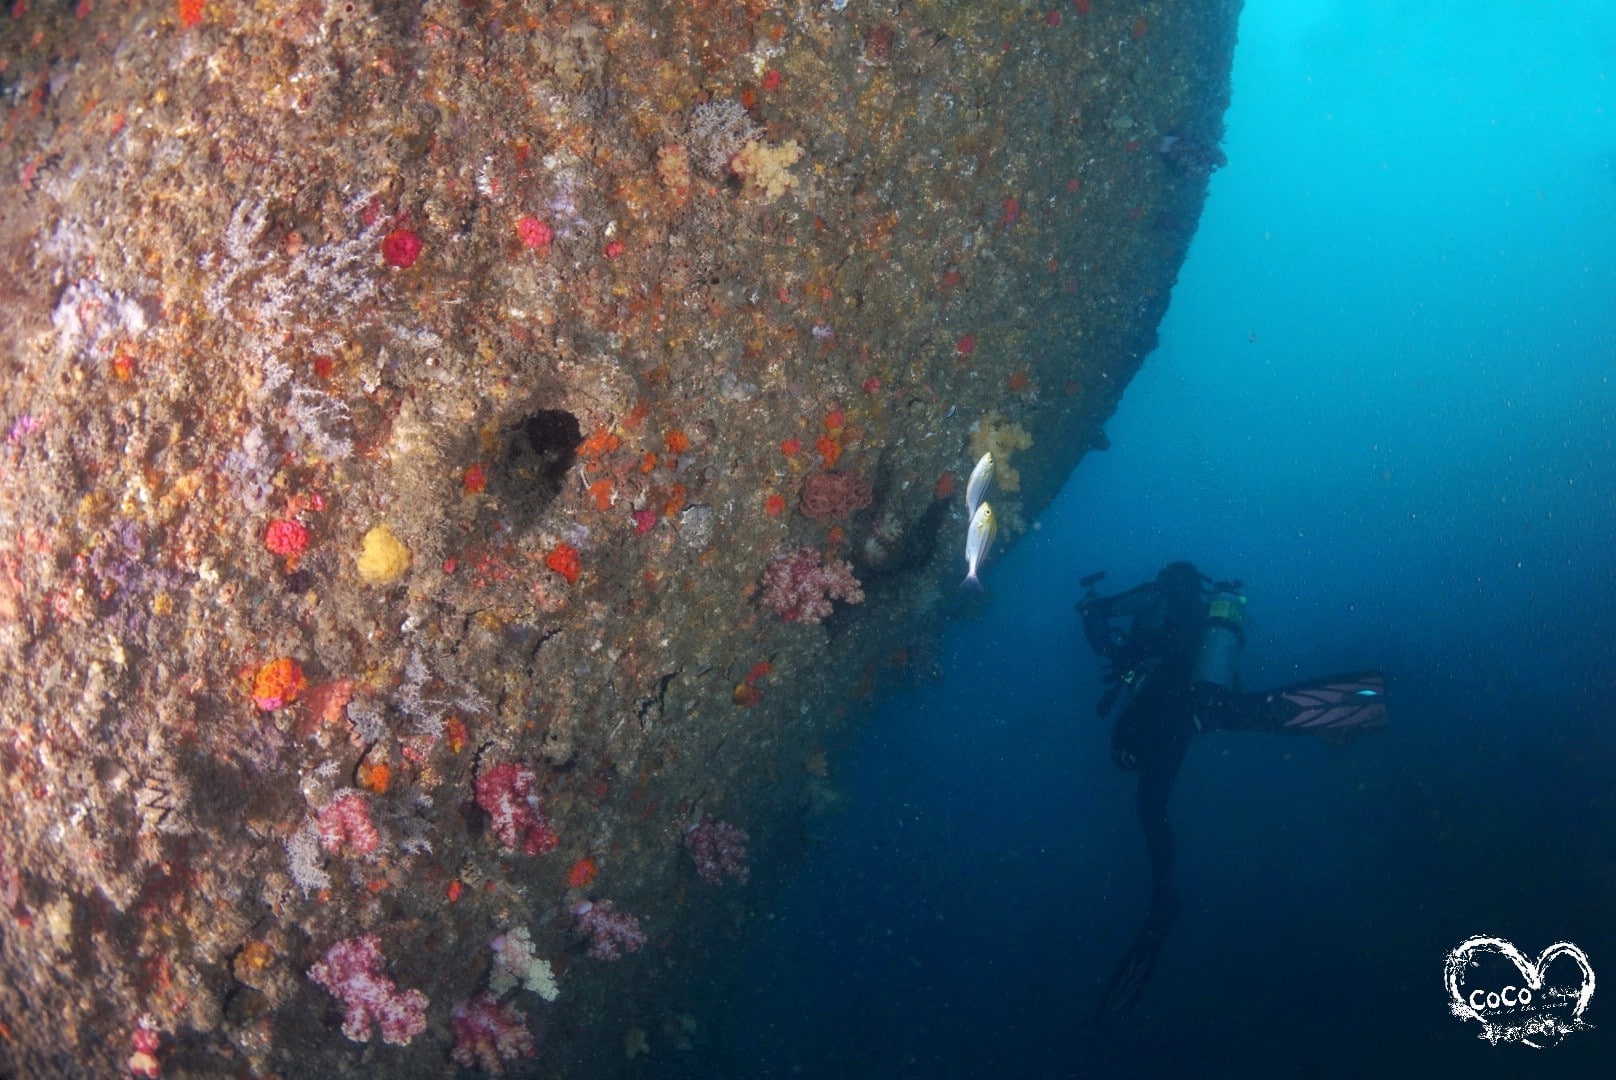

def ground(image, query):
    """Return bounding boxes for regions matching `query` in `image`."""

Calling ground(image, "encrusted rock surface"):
[0,0,1237,1074]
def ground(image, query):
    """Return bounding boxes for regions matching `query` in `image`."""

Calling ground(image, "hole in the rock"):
[490,409,581,521]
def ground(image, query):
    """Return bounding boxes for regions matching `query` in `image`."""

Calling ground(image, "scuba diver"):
[1078,562,1387,1022]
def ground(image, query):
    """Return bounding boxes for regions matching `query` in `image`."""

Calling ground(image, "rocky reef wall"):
[0,0,1238,1075]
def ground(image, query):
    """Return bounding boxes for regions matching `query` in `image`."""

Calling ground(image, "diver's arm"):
[1080,582,1160,662]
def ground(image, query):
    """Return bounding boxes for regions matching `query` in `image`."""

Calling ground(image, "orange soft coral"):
[252,657,307,711]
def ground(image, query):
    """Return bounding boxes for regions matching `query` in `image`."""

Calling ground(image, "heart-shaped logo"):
[1445,936,1595,1048]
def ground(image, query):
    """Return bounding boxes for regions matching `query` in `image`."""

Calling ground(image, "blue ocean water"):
[690,3,1615,1076]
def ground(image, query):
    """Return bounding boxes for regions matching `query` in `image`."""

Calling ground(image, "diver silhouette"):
[1078,562,1387,1021]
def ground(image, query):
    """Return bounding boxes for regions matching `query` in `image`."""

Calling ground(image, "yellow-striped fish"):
[965,451,994,518]
[962,502,996,590]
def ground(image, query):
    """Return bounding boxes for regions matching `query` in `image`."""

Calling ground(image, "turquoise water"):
[686,3,1615,1076]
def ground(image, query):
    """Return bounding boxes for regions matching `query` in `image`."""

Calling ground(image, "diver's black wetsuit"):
[1080,563,1387,1021]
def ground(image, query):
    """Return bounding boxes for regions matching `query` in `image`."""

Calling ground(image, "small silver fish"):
[965,451,994,518]
[962,502,996,590]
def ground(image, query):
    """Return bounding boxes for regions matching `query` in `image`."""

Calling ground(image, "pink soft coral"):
[571,899,647,961]
[476,761,559,856]
[759,548,865,624]
[683,815,750,885]
[316,792,379,855]
[307,935,428,1045]
[450,992,537,1075]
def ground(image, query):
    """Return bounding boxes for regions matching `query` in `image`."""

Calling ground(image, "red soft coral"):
[798,470,872,522]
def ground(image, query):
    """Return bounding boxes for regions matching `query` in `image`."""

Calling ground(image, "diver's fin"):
[1093,893,1180,1023]
[1264,670,1387,735]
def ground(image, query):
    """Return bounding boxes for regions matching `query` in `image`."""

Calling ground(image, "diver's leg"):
[1196,671,1387,736]
[1192,682,1263,731]
[1136,752,1182,914]
[1094,748,1188,1022]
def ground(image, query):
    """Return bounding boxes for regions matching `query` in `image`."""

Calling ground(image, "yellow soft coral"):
[731,139,804,202]
[968,412,1034,491]
[356,524,411,585]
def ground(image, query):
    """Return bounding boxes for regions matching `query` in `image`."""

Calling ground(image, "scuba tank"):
[1191,582,1246,690]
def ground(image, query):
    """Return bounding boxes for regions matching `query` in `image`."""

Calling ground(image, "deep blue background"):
[681,3,1616,1076]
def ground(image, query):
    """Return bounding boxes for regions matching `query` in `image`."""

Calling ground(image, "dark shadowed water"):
[667,2,1615,1076]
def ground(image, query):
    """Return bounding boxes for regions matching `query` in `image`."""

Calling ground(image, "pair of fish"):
[962,451,996,589]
